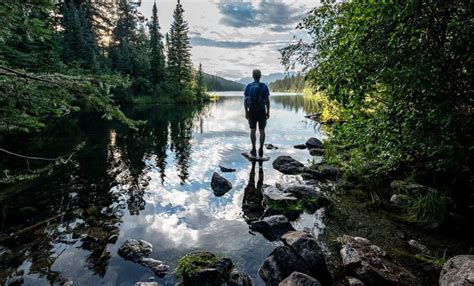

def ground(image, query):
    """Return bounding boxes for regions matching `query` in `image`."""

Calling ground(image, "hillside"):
[202,73,244,91]
[238,72,296,85]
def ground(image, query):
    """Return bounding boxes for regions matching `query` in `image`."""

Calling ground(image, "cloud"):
[216,0,305,32]
[190,36,261,49]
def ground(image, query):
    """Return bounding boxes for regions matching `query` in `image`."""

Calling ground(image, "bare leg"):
[250,129,257,155]
[258,129,265,156]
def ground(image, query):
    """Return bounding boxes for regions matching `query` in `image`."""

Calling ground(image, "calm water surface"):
[0,93,324,285]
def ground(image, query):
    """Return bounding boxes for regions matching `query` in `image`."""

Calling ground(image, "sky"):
[138,0,319,81]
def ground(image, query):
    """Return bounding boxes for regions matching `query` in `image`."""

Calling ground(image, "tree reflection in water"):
[0,103,207,284]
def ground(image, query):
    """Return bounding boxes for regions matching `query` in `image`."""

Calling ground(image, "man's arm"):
[244,85,250,118]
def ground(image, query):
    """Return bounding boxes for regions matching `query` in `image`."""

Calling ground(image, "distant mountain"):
[202,72,244,91]
[238,72,296,85]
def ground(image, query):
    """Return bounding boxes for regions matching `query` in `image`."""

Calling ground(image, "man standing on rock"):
[244,69,270,157]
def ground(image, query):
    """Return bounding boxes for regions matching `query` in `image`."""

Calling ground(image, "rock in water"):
[259,246,310,286]
[179,252,234,286]
[272,156,304,175]
[346,276,365,286]
[118,240,169,276]
[135,282,160,286]
[305,138,324,149]
[309,148,324,156]
[229,270,253,286]
[211,172,232,196]
[279,272,321,286]
[439,255,474,286]
[262,185,298,204]
[118,239,153,262]
[340,235,418,285]
[281,231,331,285]
[265,144,278,150]
[250,215,295,241]
[293,144,307,150]
[219,165,236,172]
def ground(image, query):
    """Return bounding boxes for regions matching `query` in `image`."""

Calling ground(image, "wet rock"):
[303,165,341,181]
[6,276,24,286]
[262,185,298,204]
[284,184,330,212]
[273,156,305,175]
[219,165,236,173]
[250,215,295,241]
[259,246,310,286]
[346,276,365,286]
[439,255,474,286]
[390,181,437,195]
[118,239,153,262]
[187,268,224,286]
[340,235,418,286]
[294,144,307,150]
[135,283,160,286]
[389,194,410,207]
[279,272,321,286]
[265,144,278,150]
[214,257,233,280]
[309,148,324,156]
[140,258,169,276]
[305,137,324,149]
[229,270,253,286]
[118,239,169,276]
[408,239,431,255]
[211,172,232,196]
[281,231,331,285]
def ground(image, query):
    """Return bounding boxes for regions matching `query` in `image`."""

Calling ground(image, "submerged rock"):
[265,144,278,150]
[279,272,321,286]
[118,239,169,276]
[211,172,232,196]
[229,270,253,286]
[305,137,324,149]
[219,165,236,173]
[346,276,365,286]
[259,246,310,286]
[135,283,160,286]
[281,231,331,285]
[273,156,304,175]
[178,252,234,286]
[262,185,298,204]
[294,144,307,150]
[340,235,418,285]
[250,215,295,241]
[439,255,474,286]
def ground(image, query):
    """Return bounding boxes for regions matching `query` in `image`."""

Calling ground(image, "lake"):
[0,93,325,285]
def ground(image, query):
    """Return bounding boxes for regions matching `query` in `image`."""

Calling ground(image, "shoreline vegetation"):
[273,1,472,231]
[0,1,209,135]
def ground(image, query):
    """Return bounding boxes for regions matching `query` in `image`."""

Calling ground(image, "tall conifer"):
[149,1,166,86]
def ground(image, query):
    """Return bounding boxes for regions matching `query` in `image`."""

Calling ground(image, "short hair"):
[252,69,262,80]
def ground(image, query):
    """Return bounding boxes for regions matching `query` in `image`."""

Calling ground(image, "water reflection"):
[0,94,321,285]
[242,161,265,223]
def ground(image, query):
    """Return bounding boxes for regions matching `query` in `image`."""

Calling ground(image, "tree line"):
[282,1,473,225]
[269,73,305,92]
[0,0,207,134]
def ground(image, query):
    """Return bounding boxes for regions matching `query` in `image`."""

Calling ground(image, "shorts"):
[248,112,267,129]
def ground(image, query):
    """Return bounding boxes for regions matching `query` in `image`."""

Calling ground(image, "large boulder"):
[118,239,169,276]
[439,255,474,286]
[250,215,295,241]
[340,235,418,285]
[281,231,331,285]
[259,246,310,286]
[229,270,253,286]
[273,156,304,175]
[279,272,321,286]
[211,172,232,196]
[305,138,324,149]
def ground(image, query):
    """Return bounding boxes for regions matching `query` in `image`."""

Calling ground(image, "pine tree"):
[111,0,138,75]
[167,0,193,97]
[195,62,206,97]
[149,1,166,86]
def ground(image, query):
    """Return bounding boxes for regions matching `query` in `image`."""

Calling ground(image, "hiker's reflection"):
[242,161,264,223]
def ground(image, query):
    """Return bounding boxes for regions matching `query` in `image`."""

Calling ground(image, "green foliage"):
[409,192,447,225]
[149,1,166,86]
[282,1,473,187]
[175,252,221,279]
[201,72,244,92]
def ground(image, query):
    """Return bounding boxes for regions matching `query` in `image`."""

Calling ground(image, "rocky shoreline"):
[121,137,472,286]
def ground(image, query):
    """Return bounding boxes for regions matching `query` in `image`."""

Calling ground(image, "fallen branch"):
[0,212,65,243]
[0,147,71,162]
